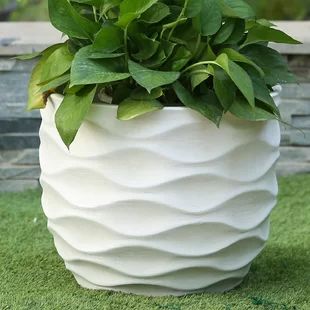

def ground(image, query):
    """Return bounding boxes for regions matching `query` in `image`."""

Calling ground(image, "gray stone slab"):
[280,131,291,146]
[0,133,40,150]
[0,57,36,72]
[0,71,30,103]
[281,84,310,100]
[0,149,39,165]
[0,165,40,180]
[0,22,63,56]
[287,55,310,82]
[279,99,310,123]
[279,146,310,163]
[0,102,40,119]
[0,179,39,192]
[15,149,39,165]
[276,162,310,176]
[0,118,41,134]
[292,115,310,129]
[0,150,21,164]
[290,129,310,146]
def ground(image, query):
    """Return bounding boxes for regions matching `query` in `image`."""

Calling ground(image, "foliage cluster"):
[24,0,301,147]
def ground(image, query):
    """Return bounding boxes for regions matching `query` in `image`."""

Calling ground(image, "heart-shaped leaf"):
[243,24,301,46]
[55,85,97,148]
[71,46,130,86]
[173,81,223,126]
[193,0,222,36]
[48,0,100,39]
[117,98,163,120]
[117,0,158,28]
[215,53,255,107]
[128,60,180,93]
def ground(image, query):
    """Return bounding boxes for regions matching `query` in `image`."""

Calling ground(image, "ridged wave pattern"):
[39,94,281,296]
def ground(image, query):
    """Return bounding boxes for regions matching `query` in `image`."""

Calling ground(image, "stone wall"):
[0,22,310,191]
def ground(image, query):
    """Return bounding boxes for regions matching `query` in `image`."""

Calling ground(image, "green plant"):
[24,0,301,147]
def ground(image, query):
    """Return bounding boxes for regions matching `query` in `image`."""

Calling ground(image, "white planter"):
[40,92,281,296]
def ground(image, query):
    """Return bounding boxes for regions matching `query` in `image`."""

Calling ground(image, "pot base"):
[74,274,245,296]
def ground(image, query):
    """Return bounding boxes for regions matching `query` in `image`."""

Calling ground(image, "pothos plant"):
[24,0,300,148]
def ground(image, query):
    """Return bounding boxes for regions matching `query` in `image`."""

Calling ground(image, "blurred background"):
[0,0,310,21]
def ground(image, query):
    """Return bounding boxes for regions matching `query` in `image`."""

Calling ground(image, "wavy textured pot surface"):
[40,93,281,296]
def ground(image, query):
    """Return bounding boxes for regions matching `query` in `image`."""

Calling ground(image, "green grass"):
[0,175,309,310]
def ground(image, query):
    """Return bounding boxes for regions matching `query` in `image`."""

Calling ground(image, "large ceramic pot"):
[39,90,281,296]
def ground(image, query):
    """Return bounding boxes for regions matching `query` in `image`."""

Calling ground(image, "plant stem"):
[93,6,98,22]
[124,26,129,66]
[167,0,189,40]
[181,61,217,74]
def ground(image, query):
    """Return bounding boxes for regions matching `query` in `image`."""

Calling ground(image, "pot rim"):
[49,85,282,111]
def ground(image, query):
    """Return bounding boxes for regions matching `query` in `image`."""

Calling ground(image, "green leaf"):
[71,46,130,86]
[220,48,264,77]
[131,87,163,100]
[223,18,245,44]
[189,65,211,90]
[88,52,125,59]
[55,85,97,148]
[131,34,160,61]
[27,44,63,110]
[240,44,295,85]
[256,19,277,27]
[162,18,188,31]
[111,82,132,105]
[166,46,192,71]
[215,53,255,107]
[71,0,102,6]
[246,19,276,29]
[40,43,74,84]
[173,81,223,126]
[199,44,217,61]
[65,84,84,95]
[243,24,301,46]
[117,98,163,120]
[254,83,280,117]
[99,0,122,16]
[244,66,280,117]
[213,67,236,110]
[229,97,278,121]
[220,0,255,19]
[92,25,124,53]
[143,40,177,68]
[117,0,158,28]
[193,0,222,36]
[128,60,180,93]
[140,2,170,23]
[14,51,42,60]
[39,74,70,93]
[186,0,202,17]
[48,0,100,39]
[213,19,236,45]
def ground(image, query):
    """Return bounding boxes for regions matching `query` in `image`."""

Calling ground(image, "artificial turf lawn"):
[0,175,309,310]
